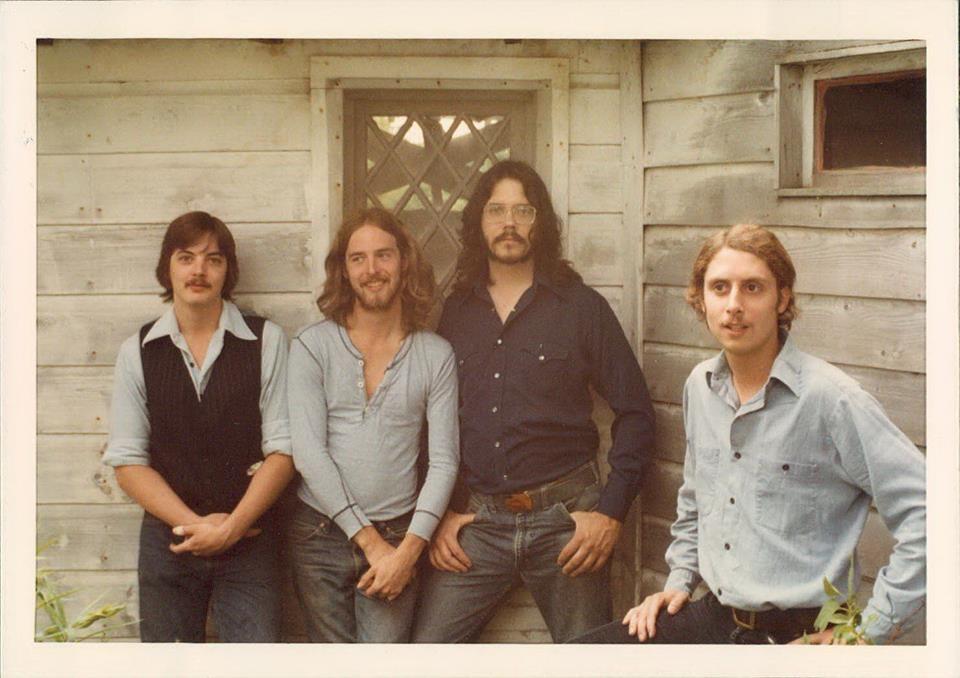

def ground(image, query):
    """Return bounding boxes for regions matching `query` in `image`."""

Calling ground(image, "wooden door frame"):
[308,56,570,294]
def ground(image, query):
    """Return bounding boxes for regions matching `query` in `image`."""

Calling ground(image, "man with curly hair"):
[287,208,459,642]
[413,161,656,643]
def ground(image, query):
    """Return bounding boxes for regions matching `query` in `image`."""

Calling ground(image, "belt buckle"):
[503,492,534,512]
[731,608,757,630]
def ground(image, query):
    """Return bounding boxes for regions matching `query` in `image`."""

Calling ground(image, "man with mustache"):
[412,160,656,643]
[103,211,295,641]
[573,224,926,644]
[286,208,459,642]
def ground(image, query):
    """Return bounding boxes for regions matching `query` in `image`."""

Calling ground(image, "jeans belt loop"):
[731,608,757,630]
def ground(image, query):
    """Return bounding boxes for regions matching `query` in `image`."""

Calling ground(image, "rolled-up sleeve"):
[409,344,460,541]
[103,335,151,467]
[259,321,292,456]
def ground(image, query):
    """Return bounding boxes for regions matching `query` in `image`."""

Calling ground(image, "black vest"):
[140,315,265,518]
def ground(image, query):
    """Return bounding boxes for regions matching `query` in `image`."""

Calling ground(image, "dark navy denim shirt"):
[438,271,655,521]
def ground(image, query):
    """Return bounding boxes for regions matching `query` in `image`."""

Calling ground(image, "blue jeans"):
[137,513,281,642]
[412,476,610,643]
[287,500,418,643]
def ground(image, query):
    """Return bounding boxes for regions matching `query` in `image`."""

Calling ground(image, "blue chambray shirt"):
[664,335,926,643]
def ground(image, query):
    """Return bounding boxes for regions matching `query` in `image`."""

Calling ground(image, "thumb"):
[666,595,684,613]
[172,524,195,537]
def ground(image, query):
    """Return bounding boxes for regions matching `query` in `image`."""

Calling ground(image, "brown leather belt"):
[471,461,599,513]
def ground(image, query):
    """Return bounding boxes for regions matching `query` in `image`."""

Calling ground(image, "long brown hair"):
[685,223,799,331]
[452,160,581,293]
[317,208,435,332]
[155,211,239,302]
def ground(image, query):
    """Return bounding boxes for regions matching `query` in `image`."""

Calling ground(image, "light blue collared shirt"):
[665,335,926,643]
[103,301,292,467]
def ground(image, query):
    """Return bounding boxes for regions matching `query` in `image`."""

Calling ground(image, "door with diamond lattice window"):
[344,90,536,315]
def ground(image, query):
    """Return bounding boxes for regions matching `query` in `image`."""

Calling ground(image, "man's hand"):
[168,513,261,557]
[427,510,476,572]
[621,589,690,642]
[355,530,424,602]
[556,510,622,577]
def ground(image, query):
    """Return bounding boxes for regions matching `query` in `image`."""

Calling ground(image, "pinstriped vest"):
[139,315,264,518]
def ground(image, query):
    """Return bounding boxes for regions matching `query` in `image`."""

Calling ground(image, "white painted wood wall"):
[638,40,926,644]
[36,38,637,643]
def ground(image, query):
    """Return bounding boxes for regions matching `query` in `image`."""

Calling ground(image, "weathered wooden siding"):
[638,40,926,644]
[37,38,639,643]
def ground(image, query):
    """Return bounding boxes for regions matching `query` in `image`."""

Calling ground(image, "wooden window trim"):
[308,56,569,294]
[775,42,925,197]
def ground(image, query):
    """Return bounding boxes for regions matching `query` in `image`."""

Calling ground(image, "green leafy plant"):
[36,542,136,642]
[807,554,876,645]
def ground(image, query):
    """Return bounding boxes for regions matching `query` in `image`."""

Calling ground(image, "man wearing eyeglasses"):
[412,160,656,643]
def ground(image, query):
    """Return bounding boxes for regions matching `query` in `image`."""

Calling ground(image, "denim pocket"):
[554,481,601,523]
[754,458,821,535]
[287,507,332,544]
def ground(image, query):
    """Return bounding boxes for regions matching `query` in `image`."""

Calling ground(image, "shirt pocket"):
[754,458,821,535]
[693,445,721,517]
[518,341,570,398]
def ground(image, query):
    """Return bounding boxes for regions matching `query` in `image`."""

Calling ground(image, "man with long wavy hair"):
[286,208,459,642]
[412,160,656,643]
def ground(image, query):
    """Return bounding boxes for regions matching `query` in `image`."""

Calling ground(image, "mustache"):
[187,278,211,288]
[494,231,528,245]
[360,274,390,285]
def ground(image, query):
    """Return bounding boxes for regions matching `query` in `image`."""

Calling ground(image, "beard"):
[353,275,401,312]
[486,231,534,265]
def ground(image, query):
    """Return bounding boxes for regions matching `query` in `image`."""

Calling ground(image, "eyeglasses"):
[482,203,537,225]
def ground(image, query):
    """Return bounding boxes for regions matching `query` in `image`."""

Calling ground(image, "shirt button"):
[718,589,723,596]
[724,543,731,550]
[493,372,500,379]
[496,339,503,346]
[494,441,501,448]
[502,474,508,480]
[459,359,464,366]
[491,406,498,413]
[733,451,742,460]
[782,463,790,471]
[729,497,735,505]
[189,362,195,367]
[359,359,364,366]
[357,380,364,388]
[538,355,545,361]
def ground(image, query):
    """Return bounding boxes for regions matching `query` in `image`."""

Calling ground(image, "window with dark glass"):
[816,70,925,172]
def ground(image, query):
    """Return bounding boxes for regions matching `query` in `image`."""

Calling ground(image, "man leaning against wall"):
[103,211,295,642]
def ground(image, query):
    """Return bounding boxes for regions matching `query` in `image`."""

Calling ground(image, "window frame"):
[775,41,926,197]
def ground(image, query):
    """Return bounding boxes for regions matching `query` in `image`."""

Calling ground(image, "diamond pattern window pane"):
[353,94,531,301]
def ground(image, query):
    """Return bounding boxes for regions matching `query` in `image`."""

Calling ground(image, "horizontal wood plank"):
[568,214,624,285]
[641,40,892,102]
[37,504,143,570]
[38,222,313,295]
[39,94,310,154]
[38,293,318,366]
[641,343,925,446]
[38,366,114,434]
[644,286,925,373]
[569,145,622,213]
[570,89,621,145]
[644,91,774,167]
[38,434,130,504]
[644,225,925,301]
[644,164,925,229]
[38,152,310,225]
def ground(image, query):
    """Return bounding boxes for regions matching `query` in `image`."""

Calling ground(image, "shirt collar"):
[141,301,255,346]
[705,331,801,397]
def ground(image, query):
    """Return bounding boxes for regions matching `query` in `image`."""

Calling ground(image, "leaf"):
[822,576,841,599]
[814,599,841,631]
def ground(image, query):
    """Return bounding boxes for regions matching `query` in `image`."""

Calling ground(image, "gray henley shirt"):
[288,319,459,542]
